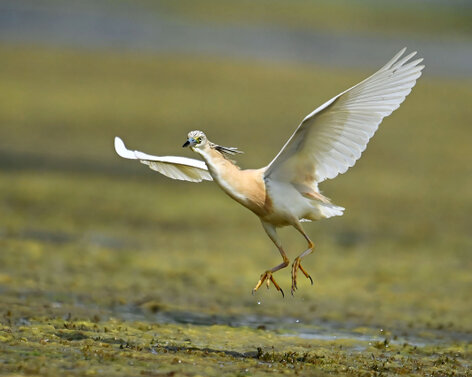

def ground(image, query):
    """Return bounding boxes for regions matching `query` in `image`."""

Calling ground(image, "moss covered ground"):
[0,44,471,376]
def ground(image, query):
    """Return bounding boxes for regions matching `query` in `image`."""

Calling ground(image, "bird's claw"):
[252,271,284,298]
[291,258,313,295]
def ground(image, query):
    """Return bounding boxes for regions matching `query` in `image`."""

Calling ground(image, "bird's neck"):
[194,144,241,183]
[194,144,269,215]
[200,145,246,203]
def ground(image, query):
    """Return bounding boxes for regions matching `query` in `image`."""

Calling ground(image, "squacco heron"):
[115,48,424,296]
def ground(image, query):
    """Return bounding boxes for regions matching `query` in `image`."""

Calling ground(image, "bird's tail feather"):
[320,203,345,218]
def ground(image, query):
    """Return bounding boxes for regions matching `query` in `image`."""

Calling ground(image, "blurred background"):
[0,0,471,351]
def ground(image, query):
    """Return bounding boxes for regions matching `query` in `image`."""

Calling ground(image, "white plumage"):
[114,136,212,183]
[115,48,424,296]
[265,48,424,184]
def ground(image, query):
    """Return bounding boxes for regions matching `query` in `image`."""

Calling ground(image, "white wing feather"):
[265,48,424,185]
[114,137,213,182]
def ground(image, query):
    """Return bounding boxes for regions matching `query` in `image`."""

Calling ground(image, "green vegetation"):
[0,45,471,376]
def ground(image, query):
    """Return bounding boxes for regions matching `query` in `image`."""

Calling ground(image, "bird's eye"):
[196,137,202,143]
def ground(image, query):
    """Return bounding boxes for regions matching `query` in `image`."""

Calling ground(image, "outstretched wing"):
[264,48,424,188]
[114,137,213,182]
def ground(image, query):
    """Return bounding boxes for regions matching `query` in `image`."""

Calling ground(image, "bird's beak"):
[183,138,196,148]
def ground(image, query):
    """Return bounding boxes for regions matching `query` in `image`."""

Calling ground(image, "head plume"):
[185,130,243,161]
[209,142,243,161]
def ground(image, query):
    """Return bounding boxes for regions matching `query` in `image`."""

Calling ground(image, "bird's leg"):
[291,244,314,292]
[291,222,315,295]
[252,222,289,297]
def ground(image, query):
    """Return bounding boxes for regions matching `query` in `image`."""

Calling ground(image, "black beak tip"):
[182,140,190,148]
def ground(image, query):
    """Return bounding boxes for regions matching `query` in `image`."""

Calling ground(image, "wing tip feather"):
[114,136,137,159]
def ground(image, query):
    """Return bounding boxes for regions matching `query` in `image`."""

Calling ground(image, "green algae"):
[0,43,471,376]
[1,316,470,376]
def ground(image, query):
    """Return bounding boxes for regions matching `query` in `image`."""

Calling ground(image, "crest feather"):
[210,142,243,161]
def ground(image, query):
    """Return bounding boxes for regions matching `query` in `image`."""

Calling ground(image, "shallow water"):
[113,303,472,350]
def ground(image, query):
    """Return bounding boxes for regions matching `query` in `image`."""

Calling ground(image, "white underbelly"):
[263,181,311,224]
[263,180,343,225]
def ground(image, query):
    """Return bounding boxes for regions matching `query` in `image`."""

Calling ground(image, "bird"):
[114,48,424,297]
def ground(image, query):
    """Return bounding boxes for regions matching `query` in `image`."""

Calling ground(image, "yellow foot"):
[291,258,314,295]
[252,271,284,297]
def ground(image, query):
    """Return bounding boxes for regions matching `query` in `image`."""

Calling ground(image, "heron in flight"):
[115,48,424,296]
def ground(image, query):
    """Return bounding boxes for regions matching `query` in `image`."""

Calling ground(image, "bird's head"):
[183,130,208,150]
